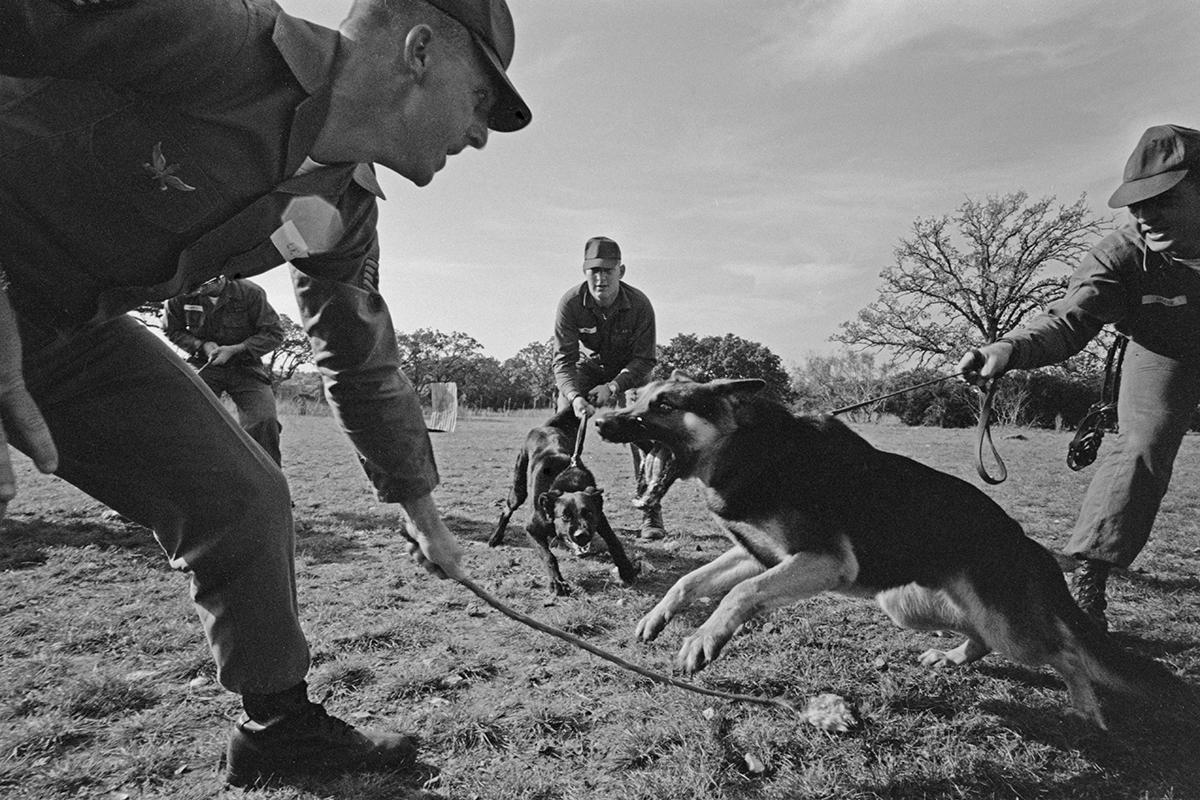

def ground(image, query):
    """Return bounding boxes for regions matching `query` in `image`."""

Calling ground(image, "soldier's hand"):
[207,344,241,366]
[587,384,613,407]
[958,342,1013,387]
[0,291,57,519]
[571,394,594,419]
[400,494,464,581]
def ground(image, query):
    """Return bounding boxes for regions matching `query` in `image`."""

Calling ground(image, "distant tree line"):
[141,189,1136,428]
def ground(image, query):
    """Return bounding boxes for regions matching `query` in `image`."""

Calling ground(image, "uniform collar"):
[580,282,629,313]
[270,12,385,199]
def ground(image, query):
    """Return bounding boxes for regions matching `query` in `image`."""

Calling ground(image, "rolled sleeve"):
[1003,241,1130,370]
[291,254,439,503]
[241,289,284,359]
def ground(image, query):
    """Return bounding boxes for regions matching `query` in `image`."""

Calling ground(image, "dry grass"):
[1,411,1198,799]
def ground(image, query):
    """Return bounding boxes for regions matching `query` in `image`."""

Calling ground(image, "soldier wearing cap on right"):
[959,124,1200,632]
[554,236,668,540]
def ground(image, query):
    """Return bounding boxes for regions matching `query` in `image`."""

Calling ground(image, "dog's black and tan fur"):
[596,372,1197,728]
[491,407,639,596]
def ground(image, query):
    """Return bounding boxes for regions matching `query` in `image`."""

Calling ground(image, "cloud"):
[753,0,1111,78]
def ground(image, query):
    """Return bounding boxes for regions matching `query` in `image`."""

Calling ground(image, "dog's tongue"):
[634,445,678,508]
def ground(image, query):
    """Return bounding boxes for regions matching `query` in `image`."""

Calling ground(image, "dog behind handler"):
[0,0,531,786]
[961,124,1200,633]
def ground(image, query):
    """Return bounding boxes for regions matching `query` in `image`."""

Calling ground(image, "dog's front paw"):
[635,607,670,642]
[918,637,988,668]
[675,630,726,674]
[612,559,641,586]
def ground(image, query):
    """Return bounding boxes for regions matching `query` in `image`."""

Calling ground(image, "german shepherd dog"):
[490,407,640,596]
[595,373,1197,728]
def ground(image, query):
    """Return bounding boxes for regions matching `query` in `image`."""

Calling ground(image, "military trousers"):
[1066,340,1200,567]
[8,313,309,694]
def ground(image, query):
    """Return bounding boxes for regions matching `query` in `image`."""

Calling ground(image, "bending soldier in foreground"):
[0,0,530,786]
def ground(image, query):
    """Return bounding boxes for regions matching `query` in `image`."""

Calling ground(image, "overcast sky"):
[270,0,1200,368]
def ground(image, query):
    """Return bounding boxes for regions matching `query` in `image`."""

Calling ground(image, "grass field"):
[2,411,1199,799]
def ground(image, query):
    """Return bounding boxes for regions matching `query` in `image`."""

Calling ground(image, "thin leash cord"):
[828,359,1006,484]
[829,369,968,416]
[450,570,802,716]
[400,534,800,715]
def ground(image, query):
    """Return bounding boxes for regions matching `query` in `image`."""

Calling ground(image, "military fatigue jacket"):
[1003,220,1200,368]
[165,279,283,382]
[553,281,657,402]
[0,0,437,501]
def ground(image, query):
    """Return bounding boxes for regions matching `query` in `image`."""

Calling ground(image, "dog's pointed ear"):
[536,490,561,517]
[709,378,766,396]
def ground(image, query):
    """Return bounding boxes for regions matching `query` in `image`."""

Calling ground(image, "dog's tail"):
[1054,583,1200,726]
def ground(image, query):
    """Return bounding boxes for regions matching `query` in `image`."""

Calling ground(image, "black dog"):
[490,407,639,596]
[596,372,1198,729]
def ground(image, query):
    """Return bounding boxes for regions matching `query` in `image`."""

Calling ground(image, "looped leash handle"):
[974,378,1007,485]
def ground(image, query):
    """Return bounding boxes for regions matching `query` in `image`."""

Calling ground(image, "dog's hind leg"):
[877,584,992,667]
[635,546,763,643]
[674,547,855,674]
[490,449,530,546]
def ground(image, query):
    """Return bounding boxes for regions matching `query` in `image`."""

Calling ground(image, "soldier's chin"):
[634,444,678,508]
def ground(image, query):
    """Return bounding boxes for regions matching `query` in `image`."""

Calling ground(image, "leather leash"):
[569,409,589,467]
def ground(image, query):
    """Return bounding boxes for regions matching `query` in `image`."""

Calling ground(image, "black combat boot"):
[1069,558,1111,633]
[226,682,418,786]
[639,503,667,541]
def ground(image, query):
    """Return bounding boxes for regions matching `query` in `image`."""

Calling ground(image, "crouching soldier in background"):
[166,277,284,465]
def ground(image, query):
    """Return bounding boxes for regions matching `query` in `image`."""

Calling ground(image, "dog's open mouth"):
[635,444,679,508]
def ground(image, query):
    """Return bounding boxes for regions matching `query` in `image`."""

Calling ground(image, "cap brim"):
[583,258,621,269]
[471,33,531,133]
[1108,168,1188,208]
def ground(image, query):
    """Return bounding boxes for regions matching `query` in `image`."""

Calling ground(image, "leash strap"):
[974,379,1006,484]
[569,410,589,466]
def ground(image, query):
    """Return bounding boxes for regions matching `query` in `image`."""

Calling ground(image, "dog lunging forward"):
[596,372,1197,729]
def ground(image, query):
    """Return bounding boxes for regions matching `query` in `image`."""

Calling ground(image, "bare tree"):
[836,192,1109,367]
